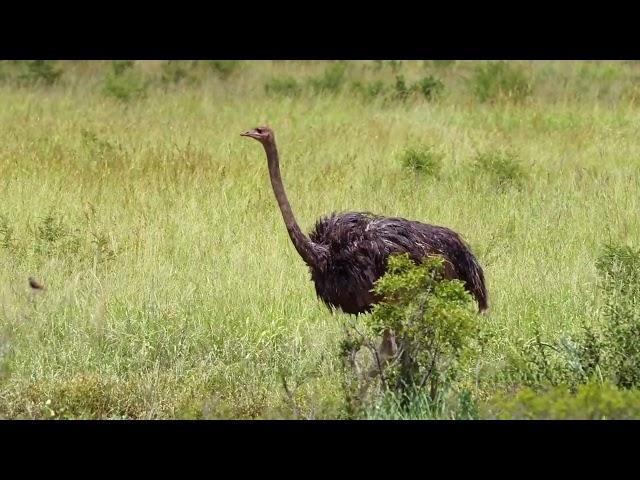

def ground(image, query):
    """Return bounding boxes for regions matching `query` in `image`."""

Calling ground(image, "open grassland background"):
[0,60,639,418]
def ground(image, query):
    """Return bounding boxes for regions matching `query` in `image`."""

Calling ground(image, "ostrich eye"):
[256,128,263,133]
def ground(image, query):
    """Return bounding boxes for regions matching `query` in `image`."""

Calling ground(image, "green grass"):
[1,60,640,418]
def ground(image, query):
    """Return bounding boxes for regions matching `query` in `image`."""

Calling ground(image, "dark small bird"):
[28,277,45,291]
[241,125,488,316]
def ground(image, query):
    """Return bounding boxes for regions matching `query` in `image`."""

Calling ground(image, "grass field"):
[1,60,639,419]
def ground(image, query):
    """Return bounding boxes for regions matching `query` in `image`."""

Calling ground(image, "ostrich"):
[241,126,488,316]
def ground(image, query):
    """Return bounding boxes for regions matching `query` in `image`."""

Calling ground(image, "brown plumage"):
[28,277,45,291]
[241,126,488,315]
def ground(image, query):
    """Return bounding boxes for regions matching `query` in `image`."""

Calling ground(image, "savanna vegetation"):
[1,60,639,419]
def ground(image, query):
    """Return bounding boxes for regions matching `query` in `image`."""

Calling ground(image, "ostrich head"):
[240,126,274,145]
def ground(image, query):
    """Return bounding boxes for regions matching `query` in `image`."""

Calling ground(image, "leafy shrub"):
[596,244,640,300]
[368,255,477,394]
[160,60,194,85]
[556,322,604,385]
[392,74,414,101]
[471,148,528,189]
[416,75,444,100]
[596,244,640,388]
[308,63,347,94]
[508,322,603,391]
[472,61,532,102]
[36,213,68,244]
[206,60,240,79]
[30,208,116,264]
[352,75,444,103]
[351,80,387,100]
[264,76,302,97]
[507,244,640,395]
[102,61,148,102]
[399,145,443,176]
[339,254,478,417]
[18,60,62,86]
[484,382,640,419]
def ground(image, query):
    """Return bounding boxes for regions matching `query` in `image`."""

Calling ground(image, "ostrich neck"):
[264,141,320,268]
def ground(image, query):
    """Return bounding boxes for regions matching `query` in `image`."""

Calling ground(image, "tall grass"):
[0,61,639,418]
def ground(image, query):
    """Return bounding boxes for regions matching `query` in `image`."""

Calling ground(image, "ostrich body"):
[241,126,488,315]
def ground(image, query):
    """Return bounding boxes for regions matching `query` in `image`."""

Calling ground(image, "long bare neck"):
[263,140,319,268]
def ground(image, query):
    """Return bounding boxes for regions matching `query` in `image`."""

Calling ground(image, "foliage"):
[472,61,532,102]
[471,148,529,190]
[400,145,443,176]
[265,76,302,97]
[340,254,478,417]
[485,382,640,420]
[102,61,148,102]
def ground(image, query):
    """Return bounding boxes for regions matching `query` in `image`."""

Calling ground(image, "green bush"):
[206,60,241,79]
[596,244,640,388]
[352,75,443,103]
[472,61,532,102]
[264,76,302,97]
[160,60,194,85]
[471,148,528,189]
[18,60,62,86]
[484,382,640,419]
[392,74,414,101]
[399,145,443,176]
[507,322,603,391]
[0,60,63,86]
[351,80,387,100]
[339,254,479,417]
[32,213,81,258]
[308,63,347,94]
[368,255,477,394]
[506,244,640,394]
[102,61,148,102]
[596,244,640,299]
[416,75,444,100]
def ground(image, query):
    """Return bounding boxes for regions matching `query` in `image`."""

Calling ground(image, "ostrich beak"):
[240,130,253,137]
